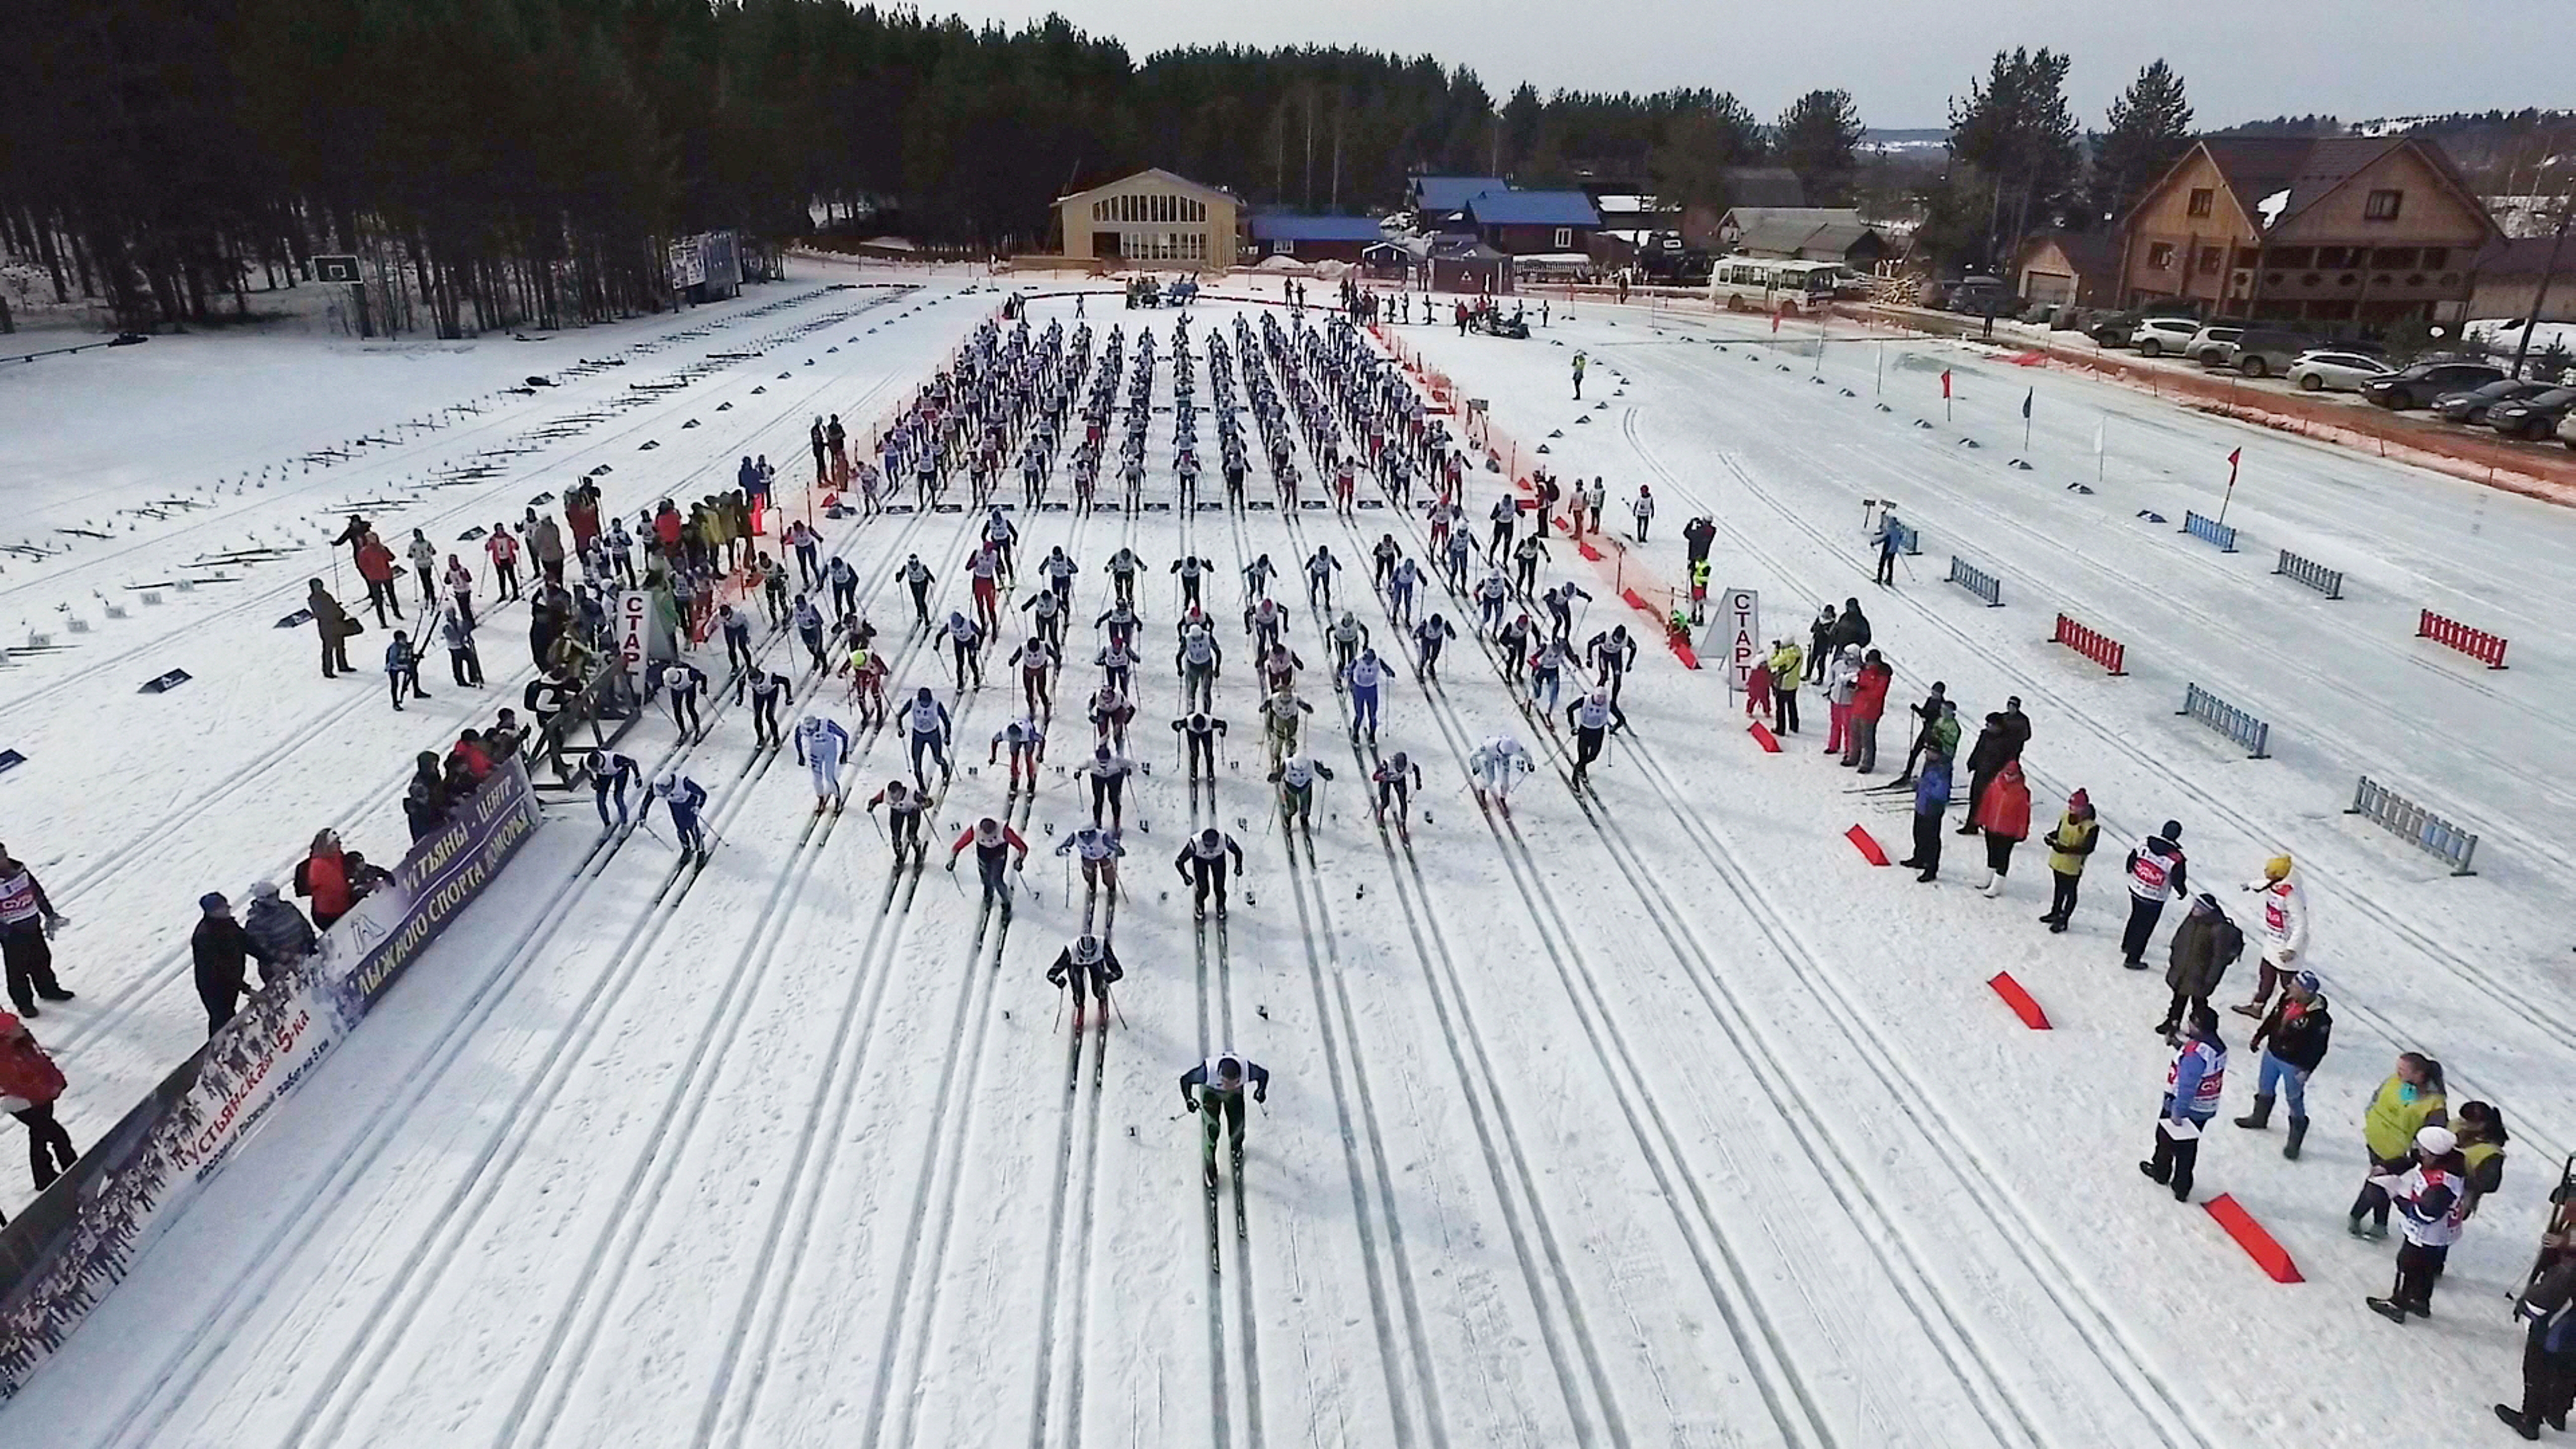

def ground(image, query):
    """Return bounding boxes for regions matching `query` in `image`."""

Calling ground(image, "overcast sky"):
[927,0,2562,130]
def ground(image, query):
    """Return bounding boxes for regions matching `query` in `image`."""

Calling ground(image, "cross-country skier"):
[901,686,953,788]
[1511,532,1548,596]
[1541,581,1589,642]
[645,771,711,859]
[1304,546,1342,610]
[1473,567,1512,634]
[1326,612,1368,681]
[947,816,1031,914]
[827,554,860,621]
[1261,685,1311,765]
[795,713,853,814]
[1182,1054,1270,1185]
[1586,624,1638,703]
[1487,492,1518,562]
[943,610,985,689]
[1176,623,1222,713]
[583,749,640,829]
[1021,586,1067,651]
[1049,934,1125,1033]
[1105,546,1143,608]
[793,593,828,669]
[1372,752,1423,841]
[1387,556,1423,628]
[1567,689,1627,788]
[1175,828,1245,919]
[1371,534,1401,591]
[867,778,930,865]
[1088,683,1135,751]
[1469,734,1533,814]
[1412,612,1457,683]
[1529,634,1573,713]
[897,554,935,630]
[662,659,708,739]
[1076,743,1137,829]
[1170,554,1213,609]
[1268,753,1334,830]
[991,715,1047,793]
[1095,598,1143,651]
[1054,825,1125,907]
[1095,637,1142,697]
[1173,711,1228,781]
[1246,596,1287,656]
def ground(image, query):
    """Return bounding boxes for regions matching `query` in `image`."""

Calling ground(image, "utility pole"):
[2509,201,2572,381]
[1303,87,1315,212]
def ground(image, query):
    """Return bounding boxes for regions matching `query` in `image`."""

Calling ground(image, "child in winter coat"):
[0,1012,78,1190]
[1741,645,1772,721]
[384,631,428,710]
[2366,1125,2471,1323]
[1972,759,2033,898]
[2039,789,2098,932]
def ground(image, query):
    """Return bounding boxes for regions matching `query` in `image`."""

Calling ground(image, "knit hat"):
[249,880,280,900]
[2066,788,2091,813]
[2292,970,2321,996]
[2161,820,2182,840]
[2264,854,2292,881]
[200,891,230,914]
[2415,1125,2457,1156]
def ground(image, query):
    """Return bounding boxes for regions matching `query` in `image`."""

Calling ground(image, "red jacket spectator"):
[654,505,683,551]
[1851,659,1893,722]
[355,535,396,584]
[0,1016,64,1108]
[296,830,355,927]
[1973,760,2033,841]
[486,529,520,568]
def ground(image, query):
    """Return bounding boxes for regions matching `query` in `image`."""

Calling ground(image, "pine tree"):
[1946,48,2083,270]
[2090,61,2194,227]
[1776,90,1865,206]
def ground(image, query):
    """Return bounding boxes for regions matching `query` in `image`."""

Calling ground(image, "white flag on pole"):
[2092,418,2107,456]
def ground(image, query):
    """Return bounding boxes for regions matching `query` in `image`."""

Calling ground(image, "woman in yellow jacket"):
[2351,1051,2448,1239]
[1766,639,1803,735]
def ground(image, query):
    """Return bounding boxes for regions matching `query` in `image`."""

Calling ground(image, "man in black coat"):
[1827,597,1871,656]
[191,892,278,1036]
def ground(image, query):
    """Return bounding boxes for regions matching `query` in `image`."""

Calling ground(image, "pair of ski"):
[1197,913,1249,1276]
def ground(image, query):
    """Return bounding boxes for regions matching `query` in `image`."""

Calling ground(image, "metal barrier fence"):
[2179,682,2270,758]
[2417,609,2509,669]
[2053,613,2127,675]
[1946,556,2003,607]
[2274,549,2344,599]
[2346,775,2480,875]
[2182,510,2239,553]
[1888,519,1922,556]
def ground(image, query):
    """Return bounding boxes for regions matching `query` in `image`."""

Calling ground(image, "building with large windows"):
[1053,168,1243,269]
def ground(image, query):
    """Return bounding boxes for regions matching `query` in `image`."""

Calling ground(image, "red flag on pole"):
[1940,369,1952,399]
[2227,446,2242,485]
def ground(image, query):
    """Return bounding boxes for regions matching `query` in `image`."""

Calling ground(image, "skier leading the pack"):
[1175,828,1246,919]
[1181,1053,1271,1185]
[795,713,853,815]
[1049,934,1124,1033]
[1567,689,1627,789]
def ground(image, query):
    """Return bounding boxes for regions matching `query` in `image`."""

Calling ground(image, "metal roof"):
[1465,190,1603,227]
[1412,175,1508,212]
[1248,214,1389,242]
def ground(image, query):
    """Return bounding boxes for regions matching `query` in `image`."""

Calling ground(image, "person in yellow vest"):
[2351,1052,2448,1239]
[2455,1099,2511,1223]
[2038,788,2098,933]
[1766,638,1803,735]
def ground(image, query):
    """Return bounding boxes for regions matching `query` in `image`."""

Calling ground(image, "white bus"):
[1705,256,1855,316]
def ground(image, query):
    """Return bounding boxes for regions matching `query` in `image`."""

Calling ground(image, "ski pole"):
[1109,987,1130,1030]
[1053,987,1064,1033]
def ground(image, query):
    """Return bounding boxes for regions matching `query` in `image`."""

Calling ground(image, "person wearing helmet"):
[1371,751,1424,842]
[796,713,854,815]
[1267,753,1336,831]
[990,715,1047,794]
[2233,854,2311,1020]
[1053,825,1126,919]
[947,816,1031,913]
[1468,734,1533,815]
[191,890,278,1036]
[943,610,985,690]
[2367,1124,2473,1323]
[583,749,642,829]
[1566,688,1628,789]
[1077,744,1137,829]
[1342,647,1388,744]
[866,779,930,866]
[902,686,954,790]
[2140,1001,2227,1203]
[1180,1053,1271,1186]
[896,553,935,631]
[1174,827,1246,920]
[1172,711,1229,789]
[1048,933,1126,1032]
[644,771,710,859]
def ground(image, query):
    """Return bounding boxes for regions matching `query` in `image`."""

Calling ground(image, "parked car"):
[2433,379,2554,425]
[2559,404,2576,451]
[2362,359,2507,409]
[2286,349,2395,393]
[2233,329,2341,379]
[2088,302,2199,346]
[2130,318,2202,357]
[1942,275,2018,316]
[2482,386,2576,441]
[2185,324,2248,368]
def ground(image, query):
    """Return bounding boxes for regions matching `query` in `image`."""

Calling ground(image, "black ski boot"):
[2364,1295,2410,1324]
[2234,1094,2274,1130]
[2493,1404,2539,1442]
[2283,1116,2309,1159]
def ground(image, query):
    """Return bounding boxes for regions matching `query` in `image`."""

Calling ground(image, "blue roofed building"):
[1408,175,1510,223]
[1247,212,1391,263]
[1463,189,1604,256]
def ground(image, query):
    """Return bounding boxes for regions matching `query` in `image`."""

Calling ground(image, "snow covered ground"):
[1,258,2570,1448]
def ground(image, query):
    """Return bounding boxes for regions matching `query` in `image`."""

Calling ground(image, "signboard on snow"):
[313,254,362,283]
[613,588,664,701]
[1706,587,1760,695]
[667,236,707,290]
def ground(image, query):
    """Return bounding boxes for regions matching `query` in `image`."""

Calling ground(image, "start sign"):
[614,589,654,697]
[1711,587,1760,695]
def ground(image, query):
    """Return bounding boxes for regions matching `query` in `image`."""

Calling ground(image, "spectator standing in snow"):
[1805,605,1836,684]
[309,579,355,679]
[241,881,317,974]
[2140,1003,2225,1202]
[1823,644,1861,757]
[2497,1255,2576,1439]
[0,1012,76,1191]
[2119,821,2188,969]
[406,529,439,609]
[1901,711,1957,883]
[2156,893,2244,1041]
[2351,1052,2448,1239]
[1972,759,2032,898]
[1766,638,1803,734]
[190,892,276,1035]
[2365,1125,2471,1324]
[2231,855,2310,1019]
[1957,710,2011,835]
[1842,649,1892,771]
[2234,969,2331,1158]
[2455,1100,2510,1225]
[2038,788,2097,932]
[0,846,71,1020]
[1828,597,1871,658]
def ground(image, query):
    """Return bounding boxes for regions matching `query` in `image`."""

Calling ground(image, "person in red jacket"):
[1973,758,2034,898]
[354,528,402,628]
[1842,649,1894,772]
[0,1012,77,1191]
[653,500,684,561]
[485,524,523,602]
[295,829,356,929]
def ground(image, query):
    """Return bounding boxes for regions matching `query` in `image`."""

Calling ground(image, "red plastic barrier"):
[1986,972,2051,1030]
[2417,609,2509,669]
[1667,638,1701,669]
[2203,1194,2304,1283]
[1845,824,1889,865]
[1576,541,1604,563]
[1620,588,1654,615]
[1749,721,1781,752]
[2051,613,2127,676]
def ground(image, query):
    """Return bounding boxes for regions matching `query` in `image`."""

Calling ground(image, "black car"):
[2483,386,2576,441]
[2433,379,2553,425]
[2362,360,2506,409]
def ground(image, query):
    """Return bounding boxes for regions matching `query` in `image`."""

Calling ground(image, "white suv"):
[2130,317,2200,357]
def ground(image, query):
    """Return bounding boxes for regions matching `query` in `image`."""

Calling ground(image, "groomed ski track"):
[4,264,2571,1448]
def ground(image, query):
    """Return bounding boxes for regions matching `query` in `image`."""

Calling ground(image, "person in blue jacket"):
[645,771,710,859]
[2141,1003,2227,1202]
